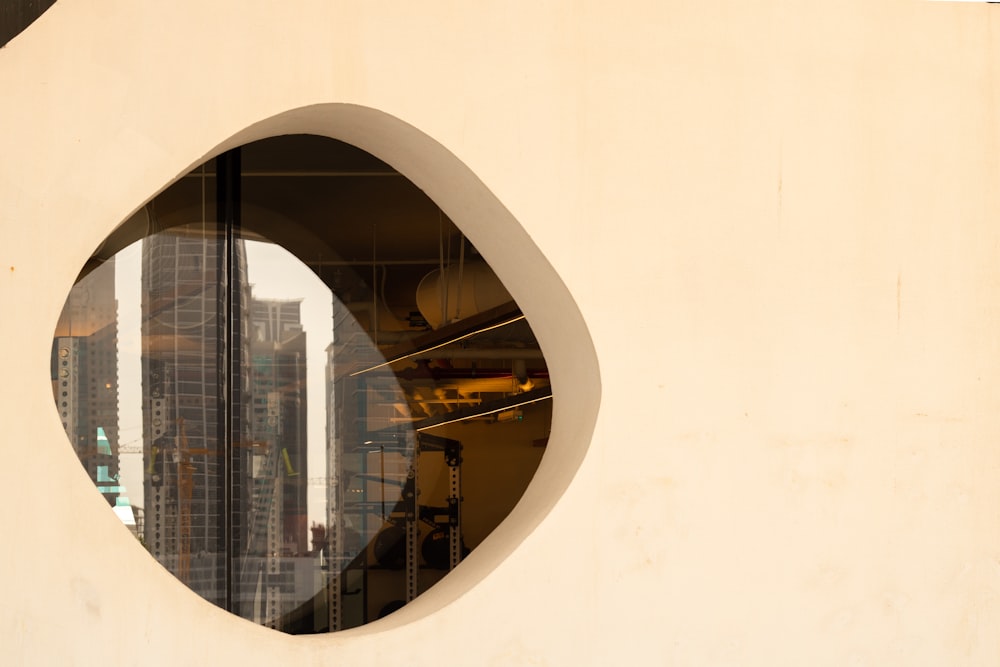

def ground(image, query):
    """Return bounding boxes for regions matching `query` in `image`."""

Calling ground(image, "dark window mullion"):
[216,148,241,613]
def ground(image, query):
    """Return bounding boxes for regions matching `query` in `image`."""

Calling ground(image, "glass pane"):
[142,221,228,606]
[234,238,347,631]
[52,135,553,634]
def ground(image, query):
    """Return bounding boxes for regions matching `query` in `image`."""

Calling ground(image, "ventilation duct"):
[416,262,512,329]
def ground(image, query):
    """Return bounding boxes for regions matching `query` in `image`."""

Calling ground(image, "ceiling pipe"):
[410,349,544,361]
[394,366,549,381]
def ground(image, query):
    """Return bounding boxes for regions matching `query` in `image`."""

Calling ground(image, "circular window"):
[50,135,552,633]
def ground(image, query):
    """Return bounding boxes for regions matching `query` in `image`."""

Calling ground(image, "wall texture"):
[2,0,999,664]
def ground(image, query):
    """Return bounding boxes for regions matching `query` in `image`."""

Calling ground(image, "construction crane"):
[176,417,195,583]
[172,417,273,585]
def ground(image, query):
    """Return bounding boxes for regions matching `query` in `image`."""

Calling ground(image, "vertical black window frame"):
[216,148,240,613]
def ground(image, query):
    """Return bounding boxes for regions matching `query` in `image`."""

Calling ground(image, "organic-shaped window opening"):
[51,135,552,633]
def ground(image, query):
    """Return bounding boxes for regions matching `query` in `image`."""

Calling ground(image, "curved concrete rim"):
[81,103,603,636]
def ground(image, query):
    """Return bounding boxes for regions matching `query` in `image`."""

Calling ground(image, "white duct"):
[416,262,512,329]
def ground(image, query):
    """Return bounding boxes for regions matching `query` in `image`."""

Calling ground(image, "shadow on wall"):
[0,0,57,47]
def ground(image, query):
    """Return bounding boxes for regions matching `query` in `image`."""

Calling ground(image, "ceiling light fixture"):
[349,314,526,377]
[415,387,552,432]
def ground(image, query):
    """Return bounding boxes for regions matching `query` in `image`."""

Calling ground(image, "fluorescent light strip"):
[349,314,527,377]
[416,393,552,432]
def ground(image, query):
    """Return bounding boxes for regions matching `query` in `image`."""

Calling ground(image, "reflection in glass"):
[52,136,553,633]
[142,223,231,606]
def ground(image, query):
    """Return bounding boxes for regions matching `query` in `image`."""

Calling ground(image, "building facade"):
[4,1,1000,665]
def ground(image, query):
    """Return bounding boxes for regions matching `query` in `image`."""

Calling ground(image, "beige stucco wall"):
[2,0,1000,664]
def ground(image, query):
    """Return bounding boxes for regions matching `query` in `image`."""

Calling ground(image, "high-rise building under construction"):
[140,226,252,608]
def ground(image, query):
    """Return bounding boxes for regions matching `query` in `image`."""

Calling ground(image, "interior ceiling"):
[146,135,461,267]
[235,136,482,322]
[241,135,451,264]
[86,135,470,313]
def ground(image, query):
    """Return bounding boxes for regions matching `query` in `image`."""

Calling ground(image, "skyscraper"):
[140,225,252,608]
[249,297,308,555]
[240,296,309,628]
[52,258,120,508]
